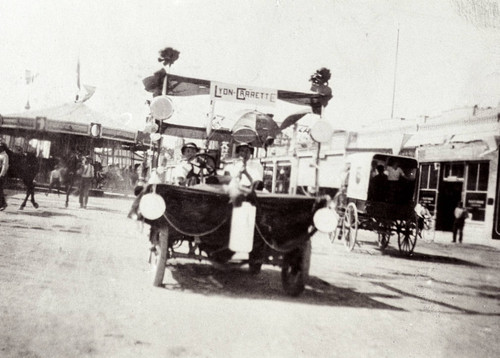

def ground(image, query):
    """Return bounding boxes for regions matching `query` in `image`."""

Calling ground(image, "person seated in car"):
[173,142,200,186]
[224,143,264,190]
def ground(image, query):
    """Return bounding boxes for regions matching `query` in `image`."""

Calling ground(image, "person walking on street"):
[46,165,62,196]
[0,143,9,211]
[453,201,469,243]
[79,156,94,209]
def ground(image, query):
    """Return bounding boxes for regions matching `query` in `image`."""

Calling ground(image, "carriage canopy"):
[345,152,418,202]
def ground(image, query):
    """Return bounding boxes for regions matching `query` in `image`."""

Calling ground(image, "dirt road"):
[0,192,499,357]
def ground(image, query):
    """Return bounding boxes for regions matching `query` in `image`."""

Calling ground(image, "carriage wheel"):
[377,221,393,250]
[342,202,358,252]
[397,219,418,256]
[377,226,391,250]
[281,240,311,297]
[152,228,169,287]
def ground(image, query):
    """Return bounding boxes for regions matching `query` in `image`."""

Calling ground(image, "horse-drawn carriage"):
[129,68,334,296]
[332,152,420,255]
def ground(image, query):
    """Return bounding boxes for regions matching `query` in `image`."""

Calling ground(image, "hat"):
[181,142,199,155]
[235,143,254,155]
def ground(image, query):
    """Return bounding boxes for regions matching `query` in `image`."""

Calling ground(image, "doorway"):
[436,181,463,231]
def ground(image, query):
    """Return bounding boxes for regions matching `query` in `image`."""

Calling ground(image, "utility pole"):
[391,27,400,119]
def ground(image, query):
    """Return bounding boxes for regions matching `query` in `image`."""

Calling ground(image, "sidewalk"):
[419,228,500,250]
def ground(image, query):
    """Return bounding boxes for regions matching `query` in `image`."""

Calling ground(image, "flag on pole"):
[24,69,36,110]
[25,69,35,85]
[81,85,96,103]
[75,59,96,103]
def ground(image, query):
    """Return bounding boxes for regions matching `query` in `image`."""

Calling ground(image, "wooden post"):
[314,106,325,195]
[205,99,216,150]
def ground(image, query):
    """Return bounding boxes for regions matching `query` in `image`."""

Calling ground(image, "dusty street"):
[0,191,499,358]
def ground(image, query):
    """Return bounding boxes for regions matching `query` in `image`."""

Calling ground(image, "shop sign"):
[0,117,36,129]
[419,189,436,211]
[101,127,136,142]
[465,192,487,209]
[210,81,277,106]
[46,120,89,135]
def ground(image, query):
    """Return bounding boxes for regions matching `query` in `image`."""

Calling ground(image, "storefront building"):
[266,104,499,243]
[0,102,150,184]
[325,105,499,242]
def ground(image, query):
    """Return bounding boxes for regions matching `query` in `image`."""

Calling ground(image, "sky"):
[0,0,499,131]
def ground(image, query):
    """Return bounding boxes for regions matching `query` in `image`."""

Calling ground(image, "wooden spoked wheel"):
[397,219,418,256]
[342,202,358,252]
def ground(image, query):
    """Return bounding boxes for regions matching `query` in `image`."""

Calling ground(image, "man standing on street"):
[453,201,469,243]
[0,143,9,211]
[79,156,94,209]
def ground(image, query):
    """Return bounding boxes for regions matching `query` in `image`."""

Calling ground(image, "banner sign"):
[210,81,277,106]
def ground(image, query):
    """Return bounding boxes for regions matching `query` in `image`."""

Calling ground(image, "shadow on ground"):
[371,281,500,316]
[353,243,486,268]
[163,262,403,310]
[3,210,76,218]
[386,249,485,267]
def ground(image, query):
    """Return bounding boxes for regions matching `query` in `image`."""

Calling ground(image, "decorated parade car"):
[129,58,335,296]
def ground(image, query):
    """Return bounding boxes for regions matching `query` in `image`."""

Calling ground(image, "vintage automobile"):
[130,69,335,296]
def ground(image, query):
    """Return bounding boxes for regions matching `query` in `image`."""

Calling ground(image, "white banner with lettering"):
[210,81,277,107]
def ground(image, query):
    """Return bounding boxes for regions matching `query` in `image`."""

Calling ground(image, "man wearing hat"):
[226,143,264,189]
[0,142,9,211]
[173,142,199,186]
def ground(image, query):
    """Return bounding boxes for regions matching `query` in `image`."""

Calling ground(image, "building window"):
[275,162,291,193]
[262,163,274,193]
[443,163,464,180]
[419,163,439,189]
[465,162,489,221]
